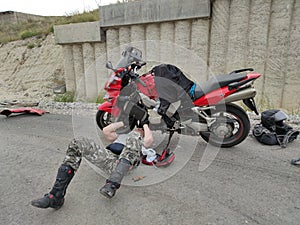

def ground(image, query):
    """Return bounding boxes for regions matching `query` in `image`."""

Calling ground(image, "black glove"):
[157,99,170,116]
[162,114,176,128]
[137,113,149,128]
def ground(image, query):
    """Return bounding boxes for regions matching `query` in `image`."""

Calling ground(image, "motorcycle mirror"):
[106,61,115,70]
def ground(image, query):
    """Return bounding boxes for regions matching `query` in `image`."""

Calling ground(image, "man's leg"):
[31,137,118,209]
[100,131,143,198]
[31,164,75,209]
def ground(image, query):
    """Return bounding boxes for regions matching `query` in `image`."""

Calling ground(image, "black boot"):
[99,158,131,198]
[99,180,120,199]
[31,193,65,209]
[31,164,74,209]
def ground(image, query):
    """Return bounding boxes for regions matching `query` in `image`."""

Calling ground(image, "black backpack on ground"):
[252,110,299,148]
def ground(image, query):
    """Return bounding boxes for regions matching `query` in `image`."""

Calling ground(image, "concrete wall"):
[54,0,300,111]
[0,11,48,24]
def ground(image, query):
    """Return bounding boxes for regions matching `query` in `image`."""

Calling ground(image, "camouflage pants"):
[62,131,143,174]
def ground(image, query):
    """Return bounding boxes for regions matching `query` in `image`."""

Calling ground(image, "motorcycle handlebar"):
[130,61,146,70]
[113,61,147,82]
[140,61,146,67]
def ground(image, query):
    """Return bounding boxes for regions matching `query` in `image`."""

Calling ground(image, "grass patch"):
[54,91,75,102]
[63,10,99,24]
[27,43,35,49]
[20,30,38,39]
[0,10,99,43]
[95,95,106,104]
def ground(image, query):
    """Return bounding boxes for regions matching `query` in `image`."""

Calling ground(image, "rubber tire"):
[200,103,250,148]
[96,110,113,130]
[96,110,136,133]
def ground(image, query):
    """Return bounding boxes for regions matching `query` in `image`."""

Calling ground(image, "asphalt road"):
[1,113,300,225]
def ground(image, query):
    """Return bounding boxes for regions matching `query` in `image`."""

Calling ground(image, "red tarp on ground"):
[0,108,48,117]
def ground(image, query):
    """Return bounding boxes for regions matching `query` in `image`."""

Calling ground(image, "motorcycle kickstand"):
[156,130,176,166]
[165,130,174,154]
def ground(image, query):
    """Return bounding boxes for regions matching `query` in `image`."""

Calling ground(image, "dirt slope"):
[0,34,64,104]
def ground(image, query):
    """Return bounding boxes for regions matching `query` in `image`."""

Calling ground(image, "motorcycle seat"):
[193,73,247,100]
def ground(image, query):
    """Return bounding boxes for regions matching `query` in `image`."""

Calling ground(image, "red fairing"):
[193,86,236,106]
[193,73,261,106]
[137,73,158,99]
[104,69,123,91]
[98,101,120,117]
[246,73,261,79]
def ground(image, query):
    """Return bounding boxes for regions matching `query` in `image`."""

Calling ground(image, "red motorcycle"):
[96,47,261,148]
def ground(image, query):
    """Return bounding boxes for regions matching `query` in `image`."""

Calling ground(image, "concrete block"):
[73,45,86,101]
[95,42,108,97]
[209,0,230,75]
[83,43,98,100]
[282,0,300,110]
[119,27,131,46]
[247,0,272,104]
[130,25,146,60]
[159,22,175,64]
[225,0,250,72]
[191,19,210,80]
[100,0,210,27]
[264,0,294,108]
[54,21,103,44]
[174,20,191,49]
[145,24,160,64]
[174,20,192,68]
[106,29,120,66]
[62,45,76,92]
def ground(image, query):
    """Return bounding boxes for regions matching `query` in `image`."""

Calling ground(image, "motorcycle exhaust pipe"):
[223,87,257,103]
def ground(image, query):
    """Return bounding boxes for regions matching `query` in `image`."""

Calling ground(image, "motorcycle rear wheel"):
[200,103,250,148]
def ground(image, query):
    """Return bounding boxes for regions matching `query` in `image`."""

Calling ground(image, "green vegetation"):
[27,43,35,49]
[54,91,75,103]
[0,10,99,43]
[63,10,99,24]
[20,30,38,39]
[95,95,105,104]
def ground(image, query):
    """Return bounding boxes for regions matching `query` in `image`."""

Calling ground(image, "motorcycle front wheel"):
[96,110,136,133]
[200,103,250,148]
[96,110,114,130]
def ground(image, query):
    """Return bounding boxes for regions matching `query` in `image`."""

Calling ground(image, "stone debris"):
[0,100,39,107]
[37,101,98,116]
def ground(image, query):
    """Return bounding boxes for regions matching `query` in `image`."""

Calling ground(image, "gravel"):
[37,100,99,116]
[1,99,299,131]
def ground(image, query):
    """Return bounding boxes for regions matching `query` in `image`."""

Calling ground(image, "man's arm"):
[102,121,125,142]
[142,124,153,148]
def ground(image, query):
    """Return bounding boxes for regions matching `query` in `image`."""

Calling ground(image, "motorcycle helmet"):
[261,109,288,131]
